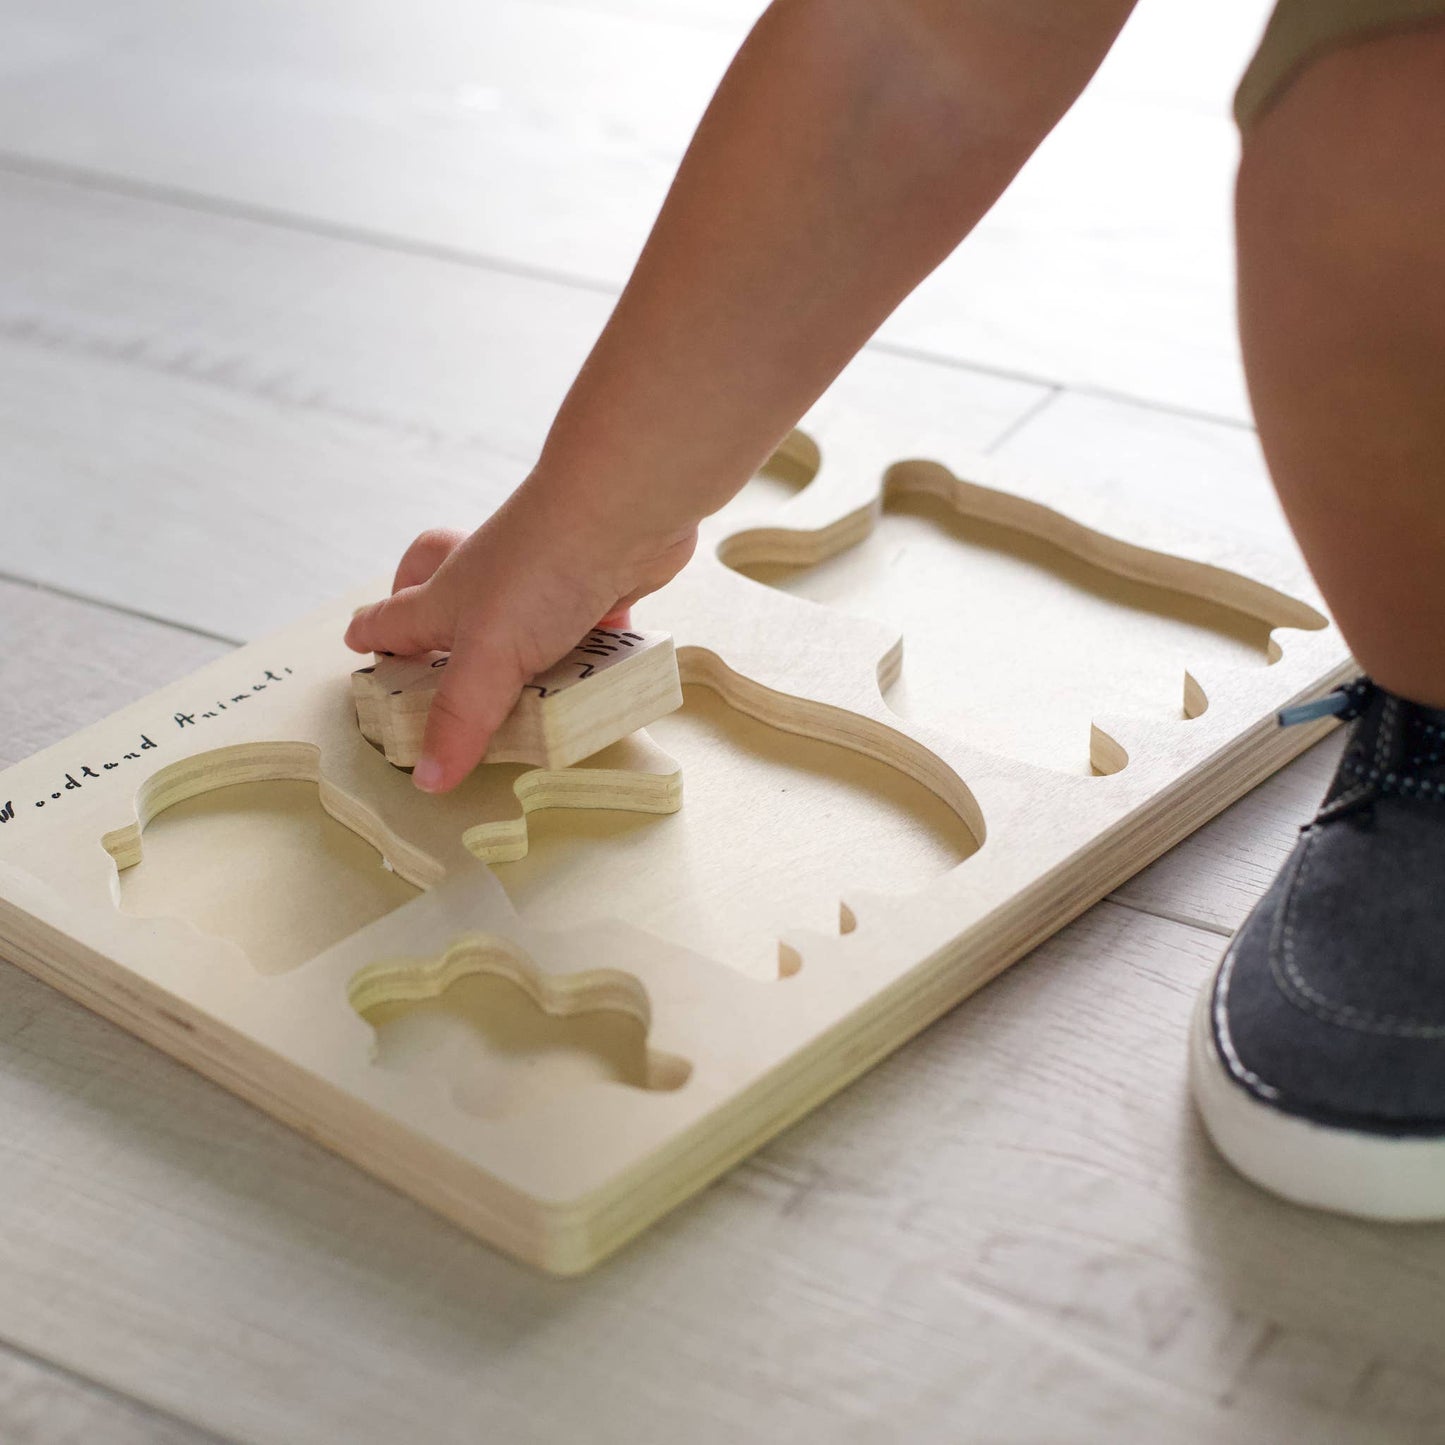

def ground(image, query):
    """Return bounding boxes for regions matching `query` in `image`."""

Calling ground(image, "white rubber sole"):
[1189,979,1445,1222]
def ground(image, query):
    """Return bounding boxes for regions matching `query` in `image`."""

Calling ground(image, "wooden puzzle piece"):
[352,628,683,771]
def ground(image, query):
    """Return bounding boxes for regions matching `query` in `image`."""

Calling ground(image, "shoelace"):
[1277,677,1377,729]
[1280,677,1445,825]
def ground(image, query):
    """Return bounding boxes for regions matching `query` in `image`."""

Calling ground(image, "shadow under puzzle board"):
[0,397,1351,1274]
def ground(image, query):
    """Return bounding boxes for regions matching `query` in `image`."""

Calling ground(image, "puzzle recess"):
[0,665,295,827]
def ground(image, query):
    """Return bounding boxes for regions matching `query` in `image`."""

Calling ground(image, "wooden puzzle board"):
[0,405,1351,1274]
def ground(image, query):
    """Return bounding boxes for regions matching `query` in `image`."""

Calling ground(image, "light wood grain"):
[0,0,1269,419]
[733,485,1283,776]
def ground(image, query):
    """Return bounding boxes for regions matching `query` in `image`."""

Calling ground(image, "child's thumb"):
[344,583,448,658]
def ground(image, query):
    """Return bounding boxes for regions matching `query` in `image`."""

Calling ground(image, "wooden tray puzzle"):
[0,380,1352,1274]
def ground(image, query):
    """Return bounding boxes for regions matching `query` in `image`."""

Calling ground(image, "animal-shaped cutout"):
[484,681,978,981]
[110,734,683,974]
[350,937,691,1120]
[721,459,1326,775]
[353,628,683,770]
[117,777,421,975]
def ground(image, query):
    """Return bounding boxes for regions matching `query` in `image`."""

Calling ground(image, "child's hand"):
[344,477,696,793]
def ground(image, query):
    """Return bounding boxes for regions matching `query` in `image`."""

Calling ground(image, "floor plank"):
[0,334,522,638]
[0,0,1271,419]
[0,579,232,768]
[0,1345,222,1445]
[991,389,1292,550]
[1114,731,1344,934]
[0,588,229,1440]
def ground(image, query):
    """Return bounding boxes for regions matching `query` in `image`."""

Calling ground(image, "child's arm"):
[345,0,1135,792]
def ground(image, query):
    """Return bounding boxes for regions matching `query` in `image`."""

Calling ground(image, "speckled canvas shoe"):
[1191,677,1445,1218]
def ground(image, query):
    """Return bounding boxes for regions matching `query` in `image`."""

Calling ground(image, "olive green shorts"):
[1236,0,1445,127]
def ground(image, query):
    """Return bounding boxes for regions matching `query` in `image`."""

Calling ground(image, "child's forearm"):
[527,0,1136,547]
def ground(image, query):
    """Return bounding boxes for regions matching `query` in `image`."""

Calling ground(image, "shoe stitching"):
[1336,763,1445,800]
[1322,697,1445,829]
[1316,782,1373,822]
[1211,940,1281,1101]
[1375,694,1399,776]
[1272,823,1445,1038]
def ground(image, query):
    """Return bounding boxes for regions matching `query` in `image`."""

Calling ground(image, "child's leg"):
[1192,15,1445,1216]
[1237,19,1445,704]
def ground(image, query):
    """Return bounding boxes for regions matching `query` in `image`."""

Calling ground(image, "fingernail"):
[413,758,444,793]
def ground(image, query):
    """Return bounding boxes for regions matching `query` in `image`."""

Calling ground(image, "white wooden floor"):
[3,2,1444,1441]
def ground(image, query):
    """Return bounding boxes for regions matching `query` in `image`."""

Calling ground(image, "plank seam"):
[1105,892,1236,939]
[0,1334,240,1445]
[0,570,243,648]
[0,148,623,298]
[982,386,1064,454]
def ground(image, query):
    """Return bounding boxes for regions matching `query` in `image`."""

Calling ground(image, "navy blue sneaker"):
[1191,677,1445,1217]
